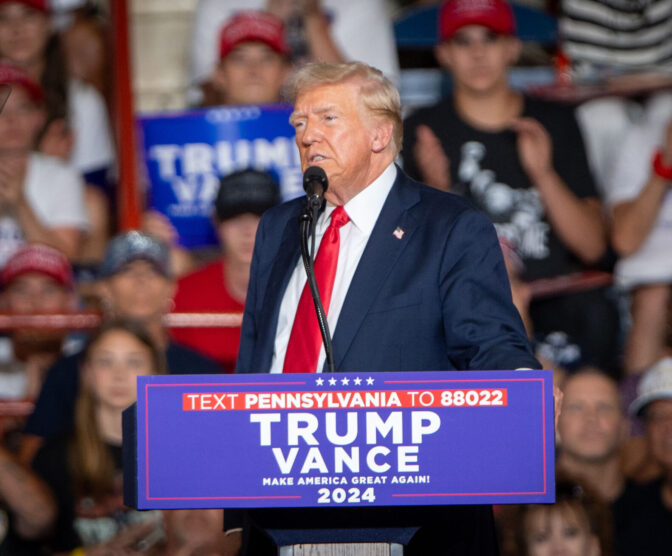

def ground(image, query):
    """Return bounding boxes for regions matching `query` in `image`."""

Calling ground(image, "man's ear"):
[211,62,229,96]
[165,278,177,303]
[34,105,47,130]
[506,37,522,65]
[434,42,453,70]
[161,276,177,314]
[96,280,114,315]
[279,60,291,86]
[371,120,394,153]
[67,290,78,311]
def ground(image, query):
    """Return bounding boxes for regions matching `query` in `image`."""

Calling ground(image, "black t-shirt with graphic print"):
[402,95,598,281]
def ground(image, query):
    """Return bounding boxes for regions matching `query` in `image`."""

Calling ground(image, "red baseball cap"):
[0,63,44,103]
[439,0,516,41]
[1,244,73,289]
[0,0,48,12]
[219,11,289,59]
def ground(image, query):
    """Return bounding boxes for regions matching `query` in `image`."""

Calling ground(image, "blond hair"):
[288,62,402,155]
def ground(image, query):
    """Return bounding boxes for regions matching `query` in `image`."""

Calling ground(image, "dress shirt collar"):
[324,163,397,234]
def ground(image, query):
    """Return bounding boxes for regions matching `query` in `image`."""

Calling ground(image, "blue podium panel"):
[124,370,555,510]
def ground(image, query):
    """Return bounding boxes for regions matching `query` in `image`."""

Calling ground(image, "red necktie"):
[283,206,350,373]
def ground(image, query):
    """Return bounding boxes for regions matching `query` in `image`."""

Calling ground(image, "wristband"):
[653,149,672,181]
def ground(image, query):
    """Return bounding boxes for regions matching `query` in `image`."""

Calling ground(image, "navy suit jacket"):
[237,167,539,374]
[233,168,539,554]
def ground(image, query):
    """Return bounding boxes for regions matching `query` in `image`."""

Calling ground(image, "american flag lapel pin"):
[393,226,405,240]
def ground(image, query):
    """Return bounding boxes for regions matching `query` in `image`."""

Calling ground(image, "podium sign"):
[124,370,555,510]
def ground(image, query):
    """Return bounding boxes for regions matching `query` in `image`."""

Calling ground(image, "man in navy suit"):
[233,61,540,554]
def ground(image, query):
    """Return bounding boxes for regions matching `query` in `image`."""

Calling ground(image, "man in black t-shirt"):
[405,97,599,282]
[403,0,618,372]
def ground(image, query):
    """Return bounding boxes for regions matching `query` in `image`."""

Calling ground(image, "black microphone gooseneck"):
[299,166,336,373]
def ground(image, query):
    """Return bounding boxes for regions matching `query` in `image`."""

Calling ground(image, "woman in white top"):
[0,0,114,181]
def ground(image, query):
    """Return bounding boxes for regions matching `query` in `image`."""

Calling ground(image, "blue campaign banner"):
[138,104,302,248]
[128,370,555,510]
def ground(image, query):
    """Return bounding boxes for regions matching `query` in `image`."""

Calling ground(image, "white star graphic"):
[341,377,350,385]
[328,377,337,386]
[366,377,375,385]
[316,378,324,386]
[353,377,362,386]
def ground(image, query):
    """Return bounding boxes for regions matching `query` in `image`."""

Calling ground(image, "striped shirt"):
[560,0,672,68]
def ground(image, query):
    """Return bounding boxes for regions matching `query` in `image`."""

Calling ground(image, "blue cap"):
[100,231,172,278]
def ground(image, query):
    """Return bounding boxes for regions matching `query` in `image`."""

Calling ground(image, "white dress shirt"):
[269,163,398,373]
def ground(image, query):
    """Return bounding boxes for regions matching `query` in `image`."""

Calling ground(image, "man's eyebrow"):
[289,110,306,124]
[290,105,340,123]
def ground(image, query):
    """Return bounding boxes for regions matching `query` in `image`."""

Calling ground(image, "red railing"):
[0,312,243,331]
[110,0,142,230]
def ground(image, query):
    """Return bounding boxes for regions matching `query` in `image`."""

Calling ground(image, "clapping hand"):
[511,117,554,184]
[414,125,451,192]
[142,210,179,247]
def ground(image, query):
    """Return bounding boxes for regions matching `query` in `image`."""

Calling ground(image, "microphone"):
[303,166,328,210]
[299,164,335,372]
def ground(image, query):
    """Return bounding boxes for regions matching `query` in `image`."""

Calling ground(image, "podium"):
[123,370,555,554]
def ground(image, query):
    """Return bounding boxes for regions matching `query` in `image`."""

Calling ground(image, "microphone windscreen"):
[303,166,328,196]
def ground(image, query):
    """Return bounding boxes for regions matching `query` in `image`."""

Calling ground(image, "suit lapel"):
[255,206,303,371]
[331,171,420,370]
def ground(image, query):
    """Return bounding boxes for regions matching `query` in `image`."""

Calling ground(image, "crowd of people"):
[0,0,670,554]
